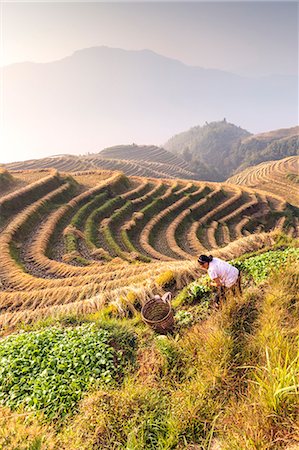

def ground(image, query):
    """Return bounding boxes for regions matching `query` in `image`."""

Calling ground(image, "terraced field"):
[0,168,297,329]
[99,144,192,168]
[4,145,198,180]
[227,156,299,207]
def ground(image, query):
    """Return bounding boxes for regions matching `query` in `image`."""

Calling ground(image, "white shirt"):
[208,257,239,288]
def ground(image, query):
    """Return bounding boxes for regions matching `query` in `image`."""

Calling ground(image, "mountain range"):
[2,46,298,163]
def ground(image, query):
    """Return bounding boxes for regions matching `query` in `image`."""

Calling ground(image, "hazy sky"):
[1,1,298,76]
[0,1,298,164]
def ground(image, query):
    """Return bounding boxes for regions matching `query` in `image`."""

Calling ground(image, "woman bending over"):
[198,254,241,305]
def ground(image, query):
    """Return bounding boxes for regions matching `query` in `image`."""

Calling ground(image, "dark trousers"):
[213,274,242,304]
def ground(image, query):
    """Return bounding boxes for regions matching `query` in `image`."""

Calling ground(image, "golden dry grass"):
[0,168,297,331]
[0,258,298,449]
[227,156,299,207]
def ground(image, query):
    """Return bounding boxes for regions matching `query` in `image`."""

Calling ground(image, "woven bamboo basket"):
[141,292,174,334]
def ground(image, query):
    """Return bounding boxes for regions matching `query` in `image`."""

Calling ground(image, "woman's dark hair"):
[198,254,213,264]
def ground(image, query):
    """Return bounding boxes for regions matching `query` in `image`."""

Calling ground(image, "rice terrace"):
[0,150,298,449]
[1,0,299,447]
[0,156,298,327]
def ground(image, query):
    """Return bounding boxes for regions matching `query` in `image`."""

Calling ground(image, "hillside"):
[164,121,298,181]
[0,169,14,191]
[0,168,297,329]
[99,144,192,169]
[227,156,299,208]
[3,148,198,180]
[1,251,298,449]
[2,46,297,162]
[235,126,299,172]
[0,168,298,449]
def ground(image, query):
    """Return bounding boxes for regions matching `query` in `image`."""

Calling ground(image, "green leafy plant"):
[173,276,212,308]
[234,247,299,283]
[189,280,212,300]
[0,323,135,419]
[174,310,194,328]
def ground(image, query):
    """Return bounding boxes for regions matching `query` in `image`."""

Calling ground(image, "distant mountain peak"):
[2,48,297,164]
[69,45,188,67]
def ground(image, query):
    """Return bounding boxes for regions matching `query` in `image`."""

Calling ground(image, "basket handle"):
[161,292,172,303]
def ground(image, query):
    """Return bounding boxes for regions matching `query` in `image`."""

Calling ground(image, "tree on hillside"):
[182,147,192,162]
[164,121,298,181]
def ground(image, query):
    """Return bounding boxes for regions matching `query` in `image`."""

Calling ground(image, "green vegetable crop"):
[174,310,194,328]
[0,323,132,419]
[234,247,299,283]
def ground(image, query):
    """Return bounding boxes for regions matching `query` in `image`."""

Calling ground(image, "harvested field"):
[0,168,297,329]
[227,156,299,207]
